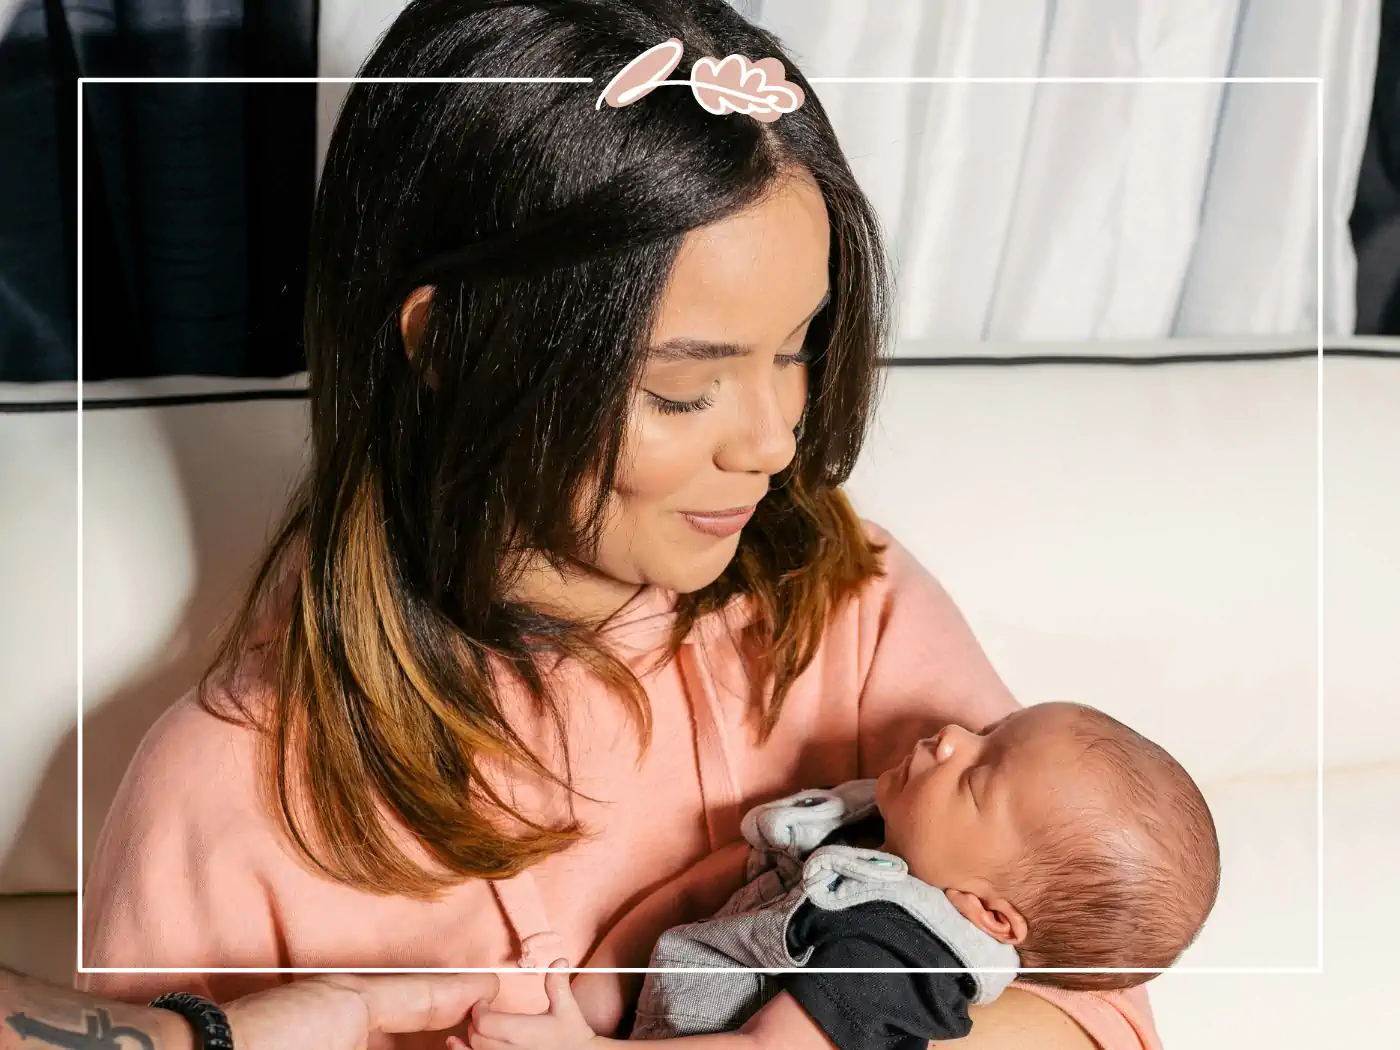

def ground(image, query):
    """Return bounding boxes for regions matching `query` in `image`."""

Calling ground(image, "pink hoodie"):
[80,523,1161,1050]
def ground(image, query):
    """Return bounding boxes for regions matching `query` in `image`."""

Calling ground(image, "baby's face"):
[874,703,1095,895]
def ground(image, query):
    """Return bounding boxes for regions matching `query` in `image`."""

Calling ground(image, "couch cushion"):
[1150,763,1397,1049]
[0,894,76,986]
[0,377,309,894]
[848,354,1399,782]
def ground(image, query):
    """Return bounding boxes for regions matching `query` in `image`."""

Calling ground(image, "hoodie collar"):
[598,586,758,660]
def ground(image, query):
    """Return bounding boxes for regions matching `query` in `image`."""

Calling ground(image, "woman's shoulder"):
[141,686,262,765]
[854,518,936,600]
[102,682,270,842]
[825,518,983,665]
[860,518,895,546]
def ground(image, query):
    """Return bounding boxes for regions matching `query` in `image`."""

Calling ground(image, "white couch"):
[2,340,1396,1047]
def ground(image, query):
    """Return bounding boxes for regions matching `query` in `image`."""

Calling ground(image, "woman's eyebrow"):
[647,336,750,362]
[647,288,831,362]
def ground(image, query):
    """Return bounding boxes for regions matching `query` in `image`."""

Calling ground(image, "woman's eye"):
[648,391,715,415]
[778,337,815,367]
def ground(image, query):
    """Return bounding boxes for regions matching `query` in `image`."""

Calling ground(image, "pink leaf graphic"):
[596,38,684,109]
[689,54,805,123]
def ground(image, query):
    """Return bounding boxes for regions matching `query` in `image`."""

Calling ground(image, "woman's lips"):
[680,506,756,538]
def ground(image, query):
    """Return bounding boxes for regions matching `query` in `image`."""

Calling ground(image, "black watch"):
[149,992,235,1050]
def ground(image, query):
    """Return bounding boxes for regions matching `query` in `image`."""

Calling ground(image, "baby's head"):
[874,702,1220,990]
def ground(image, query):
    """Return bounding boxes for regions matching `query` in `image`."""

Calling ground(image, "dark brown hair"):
[1013,706,1221,991]
[202,0,892,897]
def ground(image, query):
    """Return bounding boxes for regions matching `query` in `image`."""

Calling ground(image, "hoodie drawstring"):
[489,617,747,968]
[491,871,566,968]
[679,638,744,851]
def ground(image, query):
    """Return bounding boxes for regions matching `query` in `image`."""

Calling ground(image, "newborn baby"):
[464,702,1220,1050]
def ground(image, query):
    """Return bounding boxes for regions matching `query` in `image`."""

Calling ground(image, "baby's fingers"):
[471,1007,559,1046]
[466,1013,524,1050]
[466,1033,519,1050]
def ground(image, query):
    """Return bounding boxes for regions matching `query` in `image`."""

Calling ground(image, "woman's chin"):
[651,545,742,594]
[667,568,732,595]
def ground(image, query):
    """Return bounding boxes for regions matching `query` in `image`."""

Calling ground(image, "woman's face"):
[525,170,831,621]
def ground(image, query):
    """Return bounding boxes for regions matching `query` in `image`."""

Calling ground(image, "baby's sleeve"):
[780,901,974,1050]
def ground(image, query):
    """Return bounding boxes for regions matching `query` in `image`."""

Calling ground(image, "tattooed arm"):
[1,968,189,1050]
[1,967,499,1050]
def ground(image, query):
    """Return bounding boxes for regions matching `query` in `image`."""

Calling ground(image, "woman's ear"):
[945,888,1029,946]
[399,285,435,362]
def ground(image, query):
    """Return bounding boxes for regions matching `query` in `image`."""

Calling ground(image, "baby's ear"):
[945,888,1028,946]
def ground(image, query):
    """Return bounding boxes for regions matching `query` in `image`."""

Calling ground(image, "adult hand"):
[225,973,500,1050]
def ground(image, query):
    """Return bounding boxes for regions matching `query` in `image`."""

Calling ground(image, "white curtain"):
[746,0,1380,345]
[316,0,405,181]
[0,0,21,34]
[317,0,1381,344]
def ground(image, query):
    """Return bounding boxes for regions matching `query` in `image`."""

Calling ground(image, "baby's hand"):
[455,963,602,1050]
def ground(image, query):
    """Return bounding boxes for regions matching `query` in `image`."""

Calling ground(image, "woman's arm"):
[465,978,833,1050]
[78,702,284,1006]
[932,989,1098,1049]
[78,697,535,1018]
[573,840,752,1035]
[985,985,1160,1050]
[490,979,1098,1050]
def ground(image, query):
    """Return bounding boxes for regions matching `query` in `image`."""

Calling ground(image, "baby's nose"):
[933,724,975,761]
[924,726,958,762]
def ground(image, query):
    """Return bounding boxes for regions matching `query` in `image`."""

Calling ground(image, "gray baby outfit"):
[631,778,1021,1040]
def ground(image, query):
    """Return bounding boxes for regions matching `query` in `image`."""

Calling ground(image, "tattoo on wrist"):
[5,1008,156,1050]
[1,976,162,1050]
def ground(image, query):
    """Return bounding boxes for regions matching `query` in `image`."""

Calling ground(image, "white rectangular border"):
[75,75,1326,977]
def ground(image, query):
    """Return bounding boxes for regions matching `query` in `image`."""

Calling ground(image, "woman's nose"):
[716,383,800,476]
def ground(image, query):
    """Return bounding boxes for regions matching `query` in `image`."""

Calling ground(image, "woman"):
[82,2,1162,1048]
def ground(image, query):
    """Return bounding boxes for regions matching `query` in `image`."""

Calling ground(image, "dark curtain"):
[0,0,318,382]
[1352,0,1400,336]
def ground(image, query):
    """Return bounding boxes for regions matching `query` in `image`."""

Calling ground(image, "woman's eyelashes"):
[645,345,811,415]
[648,389,716,415]
[778,343,813,366]
[781,328,817,366]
